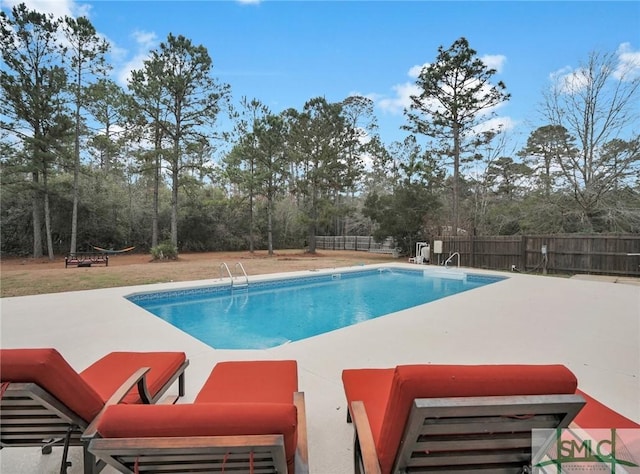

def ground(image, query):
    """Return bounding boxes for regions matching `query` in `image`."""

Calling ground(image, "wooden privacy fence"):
[315,234,640,277]
[430,234,640,277]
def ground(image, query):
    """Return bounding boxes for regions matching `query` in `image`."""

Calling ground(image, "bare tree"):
[543,48,640,230]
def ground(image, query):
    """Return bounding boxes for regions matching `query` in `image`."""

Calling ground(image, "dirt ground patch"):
[0,250,398,297]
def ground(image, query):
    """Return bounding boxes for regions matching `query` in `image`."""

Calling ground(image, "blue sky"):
[2,0,640,153]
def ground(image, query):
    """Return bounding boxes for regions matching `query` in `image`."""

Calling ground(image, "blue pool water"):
[128,269,504,349]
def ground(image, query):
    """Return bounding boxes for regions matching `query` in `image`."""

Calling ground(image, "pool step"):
[425,268,467,281]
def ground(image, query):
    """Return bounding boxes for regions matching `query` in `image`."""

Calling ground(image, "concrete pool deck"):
[1,263,639,473]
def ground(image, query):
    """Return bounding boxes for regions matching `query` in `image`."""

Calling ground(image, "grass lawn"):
[0,249,397,297]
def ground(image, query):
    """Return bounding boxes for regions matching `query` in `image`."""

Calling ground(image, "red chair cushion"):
[95,402,298,473]
[0,348,105,422]
[344,364,578,474]
[342,368,395,445]
[195,360,298,404]
[80,351,186,404]
[574,389,640,429]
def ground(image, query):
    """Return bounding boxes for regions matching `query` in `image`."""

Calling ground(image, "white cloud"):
[481,54,506,73]
[615,42,640,80]
[1,0,90,19]
[117,53,146,86]
[106,37,128,63]
[473,115,516,135]
[550,42,640,93]
[373,64,426,115]
[549,66,590,94]
[377,80,421,115]
[132,30,158,50]
[71,1,90,18]
[237,0,261,4]
[408,63,428,78]
[115,30,158,86]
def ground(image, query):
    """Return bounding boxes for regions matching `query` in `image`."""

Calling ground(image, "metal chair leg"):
[58,426,74,474]
[178,371,185,397]
[42,437,61,454]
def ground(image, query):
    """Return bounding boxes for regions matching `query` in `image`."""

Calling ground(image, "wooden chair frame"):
[85,392,309,474]
[1,361,188,474]
[135,360,188,405]
[350,393,585,474]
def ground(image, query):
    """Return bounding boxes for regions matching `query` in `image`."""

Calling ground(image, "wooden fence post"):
[470,235,475,268]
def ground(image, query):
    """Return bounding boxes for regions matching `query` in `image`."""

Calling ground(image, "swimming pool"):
[128,268,505,349]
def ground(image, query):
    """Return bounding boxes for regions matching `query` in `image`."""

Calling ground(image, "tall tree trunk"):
[152,171,159,247]
[70,175,78,252]
[151,127,162,248]
[308,222,316,253]
[452,123,460,235]
[170,140,179,248]
[308,182,318,253]
[249,183,254,253]
[70,97,81,254]
[267,197,273,256]
[42,169,54,260]
[170,116,180,250]
[32,172,43,258]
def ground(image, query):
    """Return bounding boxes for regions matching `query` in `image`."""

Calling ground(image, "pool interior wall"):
[127,267,503,303]
[127,268,506,349]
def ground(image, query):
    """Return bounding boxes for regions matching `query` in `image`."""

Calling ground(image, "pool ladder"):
[444,252,460,269]
[220,262,249,290]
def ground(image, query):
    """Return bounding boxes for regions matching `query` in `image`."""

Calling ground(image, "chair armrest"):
[148,358,189,403]
[294,392,309,474]
[82,367,151,440]
[350,400,382,474]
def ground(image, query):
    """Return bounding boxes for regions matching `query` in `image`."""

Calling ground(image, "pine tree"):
[405,37,510,235]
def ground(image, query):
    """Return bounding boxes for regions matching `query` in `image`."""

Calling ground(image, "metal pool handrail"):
[219,262,249,289]
[444,252,460,269]
[220,262,233,280]
[234,262,249,288]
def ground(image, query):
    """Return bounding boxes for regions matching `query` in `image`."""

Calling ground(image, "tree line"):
[1,4,639,259]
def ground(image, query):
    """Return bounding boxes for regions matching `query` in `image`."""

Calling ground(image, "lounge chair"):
[342,364,587,474]
[0,348,188,474]
[84,359,309,474]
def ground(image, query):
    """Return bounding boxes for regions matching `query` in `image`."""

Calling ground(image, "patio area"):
[1,263,639,473]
